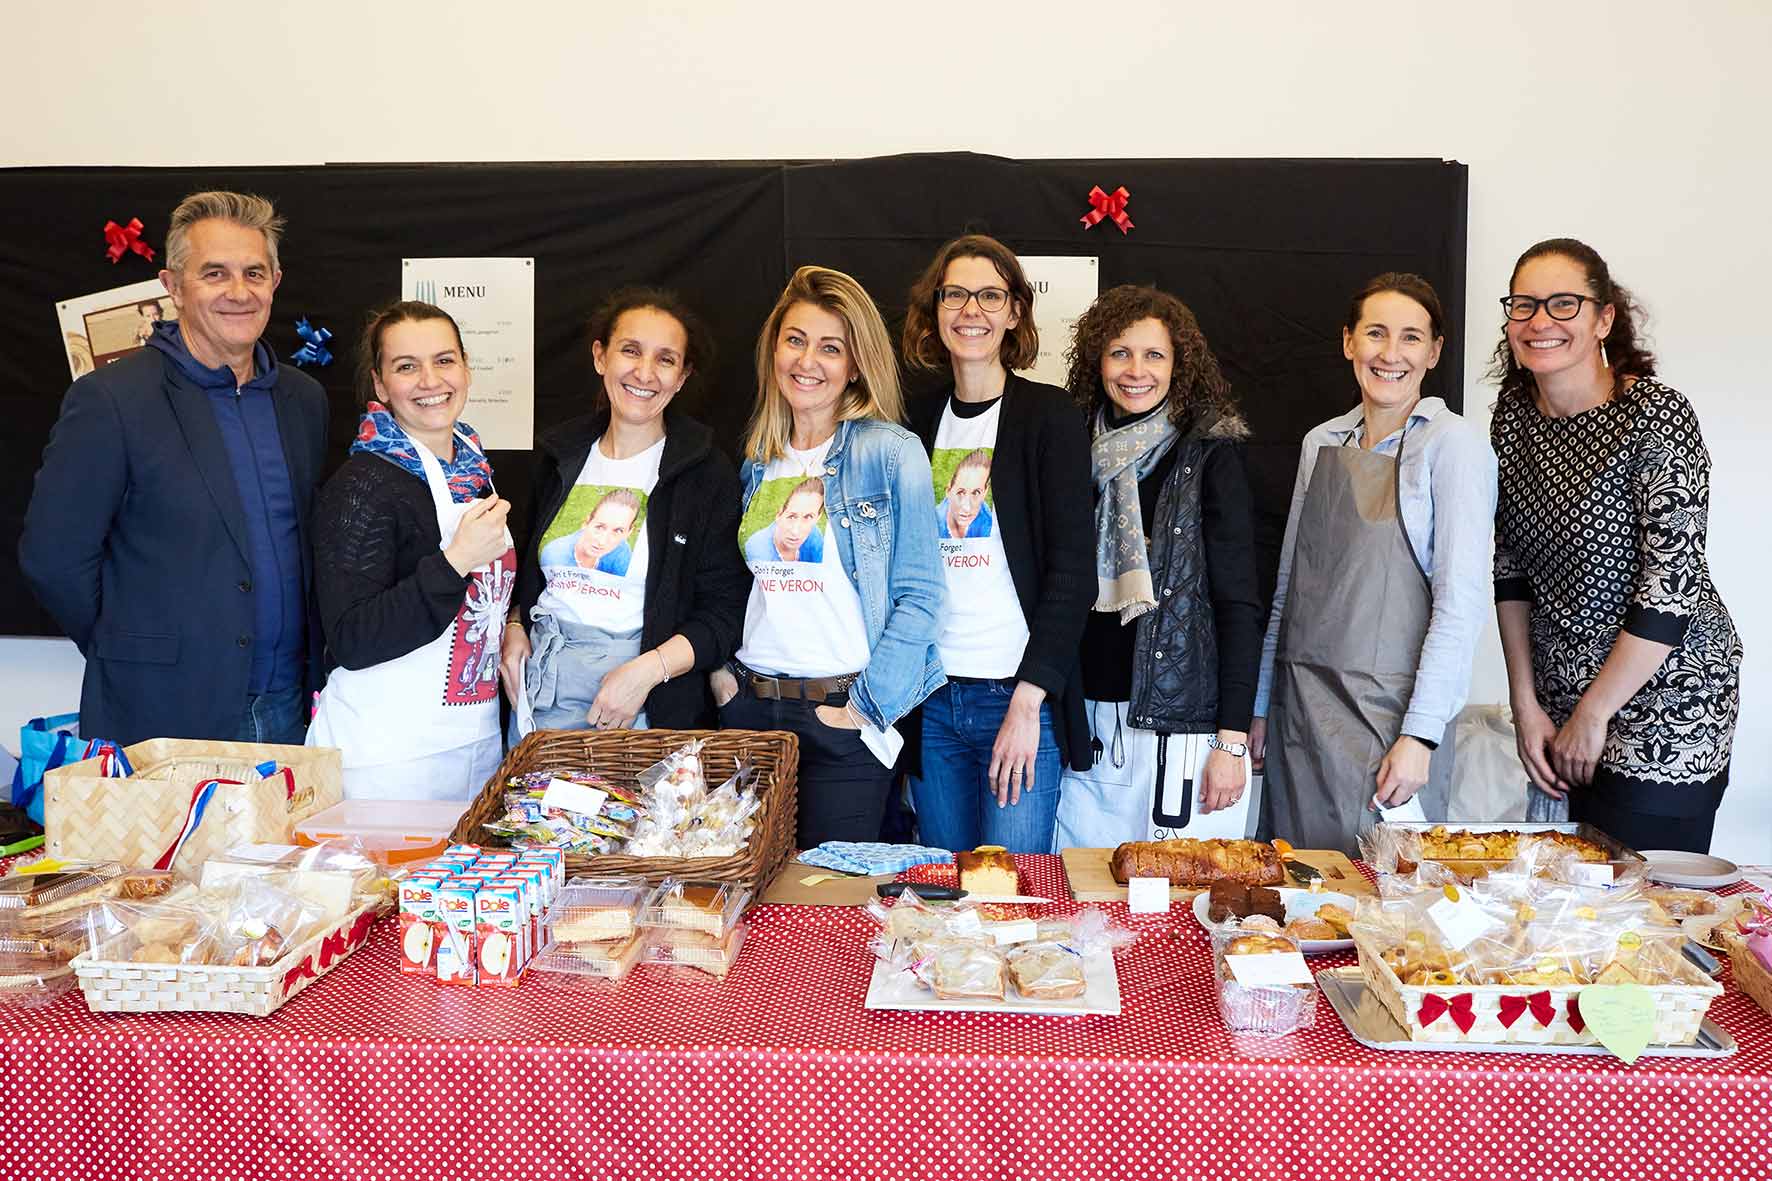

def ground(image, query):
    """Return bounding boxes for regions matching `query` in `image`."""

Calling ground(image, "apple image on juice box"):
[475,881,528,986]
[397,878,444,975]
[436,882,482,985]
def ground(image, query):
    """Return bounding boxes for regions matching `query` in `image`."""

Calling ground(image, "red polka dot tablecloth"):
[2,854,1769,1181]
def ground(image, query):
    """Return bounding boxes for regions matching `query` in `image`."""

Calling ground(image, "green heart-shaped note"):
[1578,983,1656,1064]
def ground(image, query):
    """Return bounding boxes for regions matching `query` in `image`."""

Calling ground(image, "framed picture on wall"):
[54,278,178,379]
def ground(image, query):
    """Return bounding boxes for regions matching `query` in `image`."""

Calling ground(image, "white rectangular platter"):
[864,950,1121,1016]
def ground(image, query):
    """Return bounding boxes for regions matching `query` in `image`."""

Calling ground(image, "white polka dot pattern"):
[0,855,1767,1181]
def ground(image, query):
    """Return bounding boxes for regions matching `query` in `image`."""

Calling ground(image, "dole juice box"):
[475,879,528,986]
[511,863,551,948]
[397,874,448,975]
[435,880,482,985]
[526,847,565,888]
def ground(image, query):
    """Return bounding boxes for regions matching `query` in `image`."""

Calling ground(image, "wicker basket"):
[1727,939,1772,1018]
[70,900,378,1016]
[451,729,799,887]
[45,738,343,873]
[1351,926,1722,1046]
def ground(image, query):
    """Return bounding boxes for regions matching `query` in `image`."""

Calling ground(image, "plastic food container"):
[293,799,469,865]
[641,922,747,979]
[636,878,751,941]
[1211,925,1318,1034]
[530,932,648,987]
[545,876,648,945]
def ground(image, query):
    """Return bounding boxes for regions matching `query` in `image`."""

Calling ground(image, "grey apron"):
[1263,432,1454,855]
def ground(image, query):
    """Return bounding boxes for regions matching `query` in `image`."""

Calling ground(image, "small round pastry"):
[1284,917,1338,941]
[1239,915,1283,933]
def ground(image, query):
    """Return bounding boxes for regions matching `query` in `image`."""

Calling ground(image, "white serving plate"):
[863,949,1121,1016]
[1192,887,1356,954]
[1641,850,1742,889]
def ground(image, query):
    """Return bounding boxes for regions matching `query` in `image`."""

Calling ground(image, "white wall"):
[4,1,1767,858]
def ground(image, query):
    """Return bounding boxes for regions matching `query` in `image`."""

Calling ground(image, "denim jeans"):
[910,679,1061,854]
[719,683,893,849]
[235,685,307,745]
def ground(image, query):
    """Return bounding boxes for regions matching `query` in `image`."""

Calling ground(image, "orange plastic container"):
[293,799,468,865]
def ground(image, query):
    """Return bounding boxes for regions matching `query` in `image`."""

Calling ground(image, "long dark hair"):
[1487,237,1656,404]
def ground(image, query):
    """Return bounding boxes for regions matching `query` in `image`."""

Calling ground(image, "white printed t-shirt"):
[532,436,664,633]
[735,438,869,677]
[931,396,1029,677]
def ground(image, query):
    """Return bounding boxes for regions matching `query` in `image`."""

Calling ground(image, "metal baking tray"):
[1377,821,1644,880]
[1316,967,1735,1058]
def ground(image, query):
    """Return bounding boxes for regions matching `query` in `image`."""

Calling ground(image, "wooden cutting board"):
[757,866,898,907]
[1060,846,1374,902]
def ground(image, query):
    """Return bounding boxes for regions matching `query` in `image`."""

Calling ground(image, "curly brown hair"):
[1487,237,1656,404]
[902,234,1039,372]
[1063,285,1237,431]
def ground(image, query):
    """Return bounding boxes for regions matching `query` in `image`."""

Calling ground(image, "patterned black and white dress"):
[1492,377,1742,815]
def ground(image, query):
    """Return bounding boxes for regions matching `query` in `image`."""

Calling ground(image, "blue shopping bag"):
[9,713,80,824]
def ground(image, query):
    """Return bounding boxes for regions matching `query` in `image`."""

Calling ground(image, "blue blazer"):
[18,346,329,745]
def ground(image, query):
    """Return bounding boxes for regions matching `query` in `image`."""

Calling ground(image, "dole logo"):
[481,896,512,913]
[444,896,472,912]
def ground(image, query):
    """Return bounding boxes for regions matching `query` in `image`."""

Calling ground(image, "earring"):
[1601,340,1610,369]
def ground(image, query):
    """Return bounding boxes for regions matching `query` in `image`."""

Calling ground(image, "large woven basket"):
[451,729,799,887]
[45,738,343,873]
[1351,926,1722,1046]
[70,899,378,1016]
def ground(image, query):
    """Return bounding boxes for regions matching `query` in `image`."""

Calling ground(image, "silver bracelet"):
[655,649,671,683]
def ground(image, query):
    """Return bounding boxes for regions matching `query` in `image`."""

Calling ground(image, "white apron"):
[1054,699,1255,848]
[308,429,516,801]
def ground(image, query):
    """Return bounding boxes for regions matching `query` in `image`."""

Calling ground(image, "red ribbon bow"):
[1417,991,1476,1034]
[103,217,156,264]
[1566,995,1585,1034]
[1497,989,1557,1029]
[1080,185,1134,234]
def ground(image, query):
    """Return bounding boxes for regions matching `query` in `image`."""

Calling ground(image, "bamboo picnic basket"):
[44,739,343,873]
[451,729,799,887]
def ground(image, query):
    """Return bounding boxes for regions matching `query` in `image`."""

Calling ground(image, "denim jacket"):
[740,417,946,729]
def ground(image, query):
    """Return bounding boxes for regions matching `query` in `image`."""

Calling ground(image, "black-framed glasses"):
[1500,293,1600,321]
[936,285,1010,313]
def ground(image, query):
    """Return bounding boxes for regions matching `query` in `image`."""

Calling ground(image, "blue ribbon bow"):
[291,316,333,366]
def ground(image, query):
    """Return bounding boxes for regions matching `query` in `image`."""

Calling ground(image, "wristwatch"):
[1206,735,1249,758]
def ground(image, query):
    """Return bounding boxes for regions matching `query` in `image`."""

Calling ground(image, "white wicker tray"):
[70,899,378,1016]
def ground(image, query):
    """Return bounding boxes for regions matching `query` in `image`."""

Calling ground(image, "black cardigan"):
[512,407,749,729]
[906,373,1096,772]
[312,453,472,672]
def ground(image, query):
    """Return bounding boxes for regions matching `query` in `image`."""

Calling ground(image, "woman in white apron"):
[308,301,516,801]
[1251,274,1497,855]
[1053,286,1264,849]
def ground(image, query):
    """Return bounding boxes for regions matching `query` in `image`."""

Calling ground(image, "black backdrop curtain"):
[0,153,1466,637]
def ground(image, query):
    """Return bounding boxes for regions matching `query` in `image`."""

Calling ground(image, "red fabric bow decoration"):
[103,217,156,264]
[1080,185,1134,234]
[1566,995,1586,1034]
[1417,991,1475,1033]
[1497,990,1557,1029]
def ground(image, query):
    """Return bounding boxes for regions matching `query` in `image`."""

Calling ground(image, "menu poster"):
[1015,256,1099,388]
[402,257,536,450]
[55,278,178,380]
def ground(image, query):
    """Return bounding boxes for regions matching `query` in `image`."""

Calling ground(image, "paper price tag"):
[948,909,985,936]
[542,778,609,818]
[1567,862,1616,888]
[1127,876,1171,914]
[1428,895,1497,951]
[1226,951,1312,987]
[984,918,1038,946]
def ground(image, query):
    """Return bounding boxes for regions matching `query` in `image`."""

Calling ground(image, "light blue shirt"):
[1254,397,1498,743]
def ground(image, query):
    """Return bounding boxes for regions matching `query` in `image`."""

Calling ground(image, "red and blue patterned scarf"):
[351,401,493,503]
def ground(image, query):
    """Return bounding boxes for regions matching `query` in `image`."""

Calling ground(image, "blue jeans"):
[235,685,306,745]
[911,679,1061,854]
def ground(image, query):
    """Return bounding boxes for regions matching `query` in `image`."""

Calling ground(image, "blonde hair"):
[946,447,993,492]
[586,487,642,524]
[778,477,827,515]
[745,266,904,464]
[165,190,285,274]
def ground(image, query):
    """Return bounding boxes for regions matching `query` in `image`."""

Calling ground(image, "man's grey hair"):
[164,190,285,275]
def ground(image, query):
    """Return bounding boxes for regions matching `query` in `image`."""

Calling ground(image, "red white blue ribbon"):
[80,738,135,778]
[153,776,235,871]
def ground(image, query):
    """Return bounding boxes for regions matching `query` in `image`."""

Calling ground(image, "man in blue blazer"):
[19,191,329,746]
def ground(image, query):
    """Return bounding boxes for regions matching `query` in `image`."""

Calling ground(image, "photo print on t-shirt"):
[931,445,997,557]
[538,483,650,591]
[739,474,829,574]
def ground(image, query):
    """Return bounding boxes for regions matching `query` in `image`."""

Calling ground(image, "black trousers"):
[720,684,894,849]
[1570,790,1719,855]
